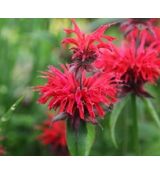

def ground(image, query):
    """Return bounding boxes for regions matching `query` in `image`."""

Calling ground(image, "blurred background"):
[0,18,160,156]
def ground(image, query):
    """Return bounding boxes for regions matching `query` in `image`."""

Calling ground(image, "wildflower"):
[37,114,67,155]
[97,34,160,97]
[94,44,119,73]
[120,18,160,44]
[62,19,115,73]
[35,65,117,124]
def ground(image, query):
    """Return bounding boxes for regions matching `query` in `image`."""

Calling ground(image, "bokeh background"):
[0,18,160,156]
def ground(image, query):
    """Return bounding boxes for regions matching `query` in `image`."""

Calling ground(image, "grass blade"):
[0,95,24,123]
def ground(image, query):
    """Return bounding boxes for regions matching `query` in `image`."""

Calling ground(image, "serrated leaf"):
[143,98,160,128]
[110,97,129,148]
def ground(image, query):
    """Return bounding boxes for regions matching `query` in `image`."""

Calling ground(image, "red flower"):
[35,65,117,123]
[38,120,66,147]
[37,114,67,155]
[97,34,160,97]
[0,145,5,156]
[62,19,115,72]
[94,44,119,73]
[120,18,160,44]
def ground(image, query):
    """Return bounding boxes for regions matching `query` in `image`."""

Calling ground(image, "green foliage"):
[66,120,95,156]
[0,95,24,123]
[0,19,65,155]
[143,98,160,128]
[110,97,129,148]
[0,18,160,156]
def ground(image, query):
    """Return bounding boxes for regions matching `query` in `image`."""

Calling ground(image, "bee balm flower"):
[62,19,115,73]
[37,114,67,155]
[97,34,160,97]
[120,18,160,44]
[35,65,117,124]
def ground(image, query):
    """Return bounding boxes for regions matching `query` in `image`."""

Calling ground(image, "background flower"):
[0,145,5,156]
[98,33,160,97]
[120,19,160,44]
[37,114,68,156]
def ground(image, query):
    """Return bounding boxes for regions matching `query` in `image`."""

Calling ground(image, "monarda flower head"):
[120,18,160,44]
[97,33,160,97]
[62,19,115,73]
[37,114,67,155]
[35,65,117,124]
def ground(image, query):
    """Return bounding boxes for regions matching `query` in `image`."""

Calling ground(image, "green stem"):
[122,106,128,155]
[131,94,140,155]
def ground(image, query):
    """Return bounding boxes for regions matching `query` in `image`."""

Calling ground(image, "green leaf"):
[110,97,129,148]
[85,123,96,156]
[0,95,24,123]
[66,119,95,156]
[77,121,88,155]
[66,120,77,155]
[143,98,160,128]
